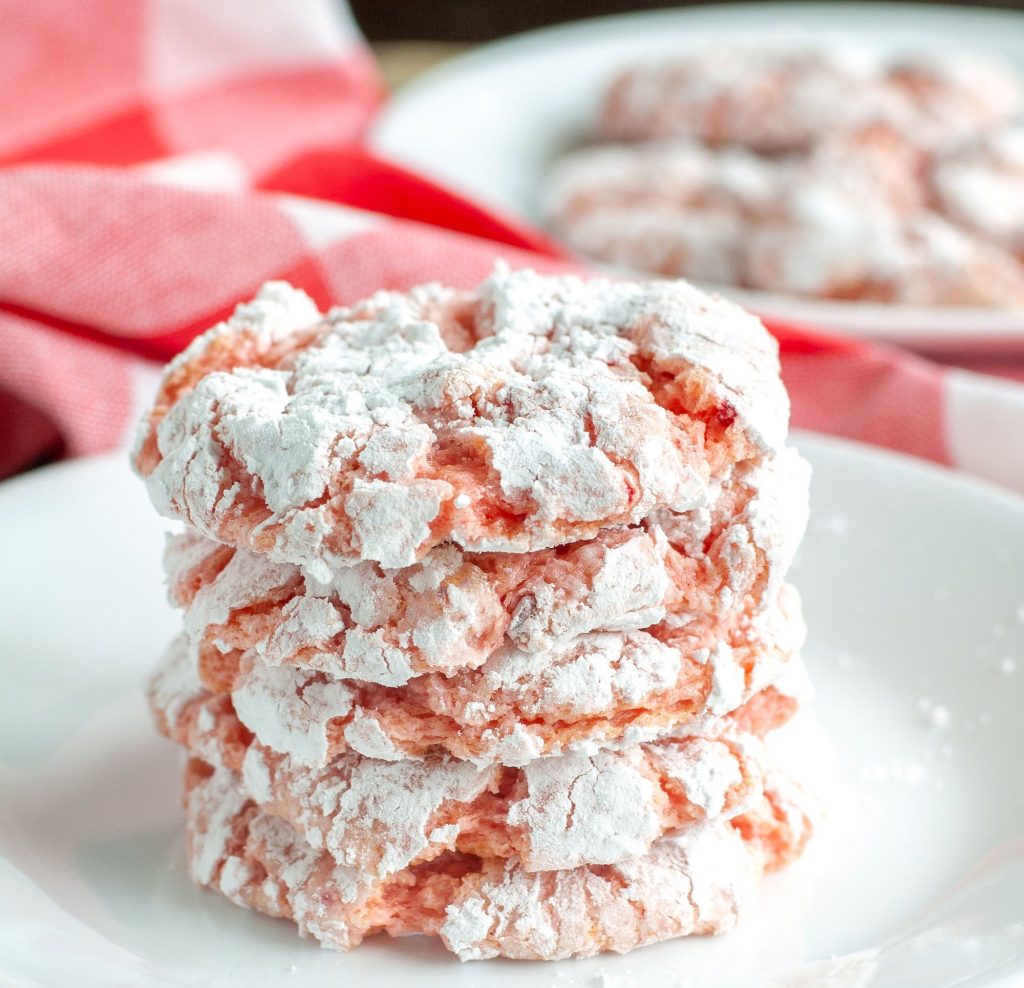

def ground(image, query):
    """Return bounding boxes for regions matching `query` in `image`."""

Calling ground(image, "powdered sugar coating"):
[932,127,1024,257]
[441,820,754,961]
[165,450,809,688]
[507,749,660,870]
[182,762,810,960]
[135,268,789,577]
[232,661,354,768]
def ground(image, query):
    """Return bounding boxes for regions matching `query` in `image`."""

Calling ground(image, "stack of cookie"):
[135,267,813,961]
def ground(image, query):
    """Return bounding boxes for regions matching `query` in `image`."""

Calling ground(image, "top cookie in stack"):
[134,266,792,575]
[134,267,813,960]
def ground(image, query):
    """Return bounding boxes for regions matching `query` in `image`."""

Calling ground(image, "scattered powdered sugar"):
[917,696,953,730]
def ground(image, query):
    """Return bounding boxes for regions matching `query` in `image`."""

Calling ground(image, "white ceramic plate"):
[371,2,1024,351]
[2,434,1024,987]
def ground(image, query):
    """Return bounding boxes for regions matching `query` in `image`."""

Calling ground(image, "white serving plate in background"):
[371,3,1024,351]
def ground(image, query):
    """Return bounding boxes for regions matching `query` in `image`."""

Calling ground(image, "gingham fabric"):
[0,0,381,176]
[2,1,1024,493]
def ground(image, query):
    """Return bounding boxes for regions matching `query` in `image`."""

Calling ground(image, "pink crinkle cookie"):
[133,267,790,579]
[546,140,1024,308]
[151,584,805,767]
[156,677,772,875]
[932,127,1024,258]
[598,47,1019,154]
[166,448,809,688]
[181,760,810,960]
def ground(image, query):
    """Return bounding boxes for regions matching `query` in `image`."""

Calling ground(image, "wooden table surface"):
[372,41,472,90]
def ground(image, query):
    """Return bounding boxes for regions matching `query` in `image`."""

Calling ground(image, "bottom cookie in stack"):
[152,639,812,961]
[183,761,808,961]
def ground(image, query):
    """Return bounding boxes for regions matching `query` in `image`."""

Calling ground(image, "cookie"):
[932,127,1024,258]
[547,140,1024,306]
[151,582,804,767]
[182,761,810,960]
[158,676,775,876]
[598,47,1018,154]
[134,268,790,579]
[166,448,809,688]
[745,211,1024,307]
[884,55,1021,150]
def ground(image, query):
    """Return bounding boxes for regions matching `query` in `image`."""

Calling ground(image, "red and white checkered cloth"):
[2,0,1024,492]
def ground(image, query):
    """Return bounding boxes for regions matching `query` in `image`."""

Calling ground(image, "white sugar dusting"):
[232,663,353,767]
[510,750,660,870]
[440,820,757,960]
